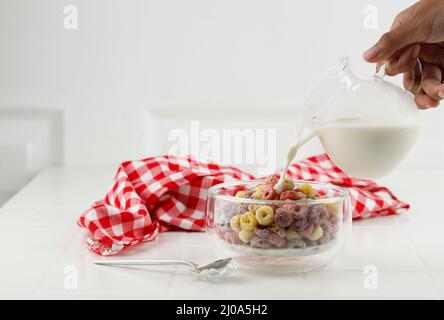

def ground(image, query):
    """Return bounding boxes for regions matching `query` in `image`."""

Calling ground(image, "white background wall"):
[0,0,443,180]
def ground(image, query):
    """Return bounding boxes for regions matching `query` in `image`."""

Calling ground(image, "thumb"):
[363,24,424,63]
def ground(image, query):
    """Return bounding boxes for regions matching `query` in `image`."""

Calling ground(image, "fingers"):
[385,44,420,76]
[421,63,444,100]
[403,62,442,109]
[414,89,440,109]
[363,24,425,63]
[418,44,444,66]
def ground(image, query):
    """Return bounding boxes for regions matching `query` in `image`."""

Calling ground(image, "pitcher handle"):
[374,60,422,95]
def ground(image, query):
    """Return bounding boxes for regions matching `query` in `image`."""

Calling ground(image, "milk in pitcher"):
[315,119,420,178]
[275,118,419,190]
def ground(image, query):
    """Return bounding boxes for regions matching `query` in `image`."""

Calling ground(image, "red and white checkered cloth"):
[78,154,409,255]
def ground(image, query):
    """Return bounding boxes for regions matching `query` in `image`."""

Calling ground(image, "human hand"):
[363,0,444,109]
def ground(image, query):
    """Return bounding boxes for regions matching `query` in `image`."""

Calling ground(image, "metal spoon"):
[94,257,235,280]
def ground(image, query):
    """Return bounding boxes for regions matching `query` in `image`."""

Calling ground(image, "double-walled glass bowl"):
[206,180,351,272]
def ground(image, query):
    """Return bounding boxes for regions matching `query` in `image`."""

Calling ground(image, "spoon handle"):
[94,259,197,268]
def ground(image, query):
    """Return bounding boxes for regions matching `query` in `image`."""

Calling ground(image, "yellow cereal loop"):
[255,205,274,226]
[235,191,245,198]
[253,184,265,191]
[252,190,264,199]
[240,211,258,230]
[230,214,241,232]
[286,229,302,240]
[324,201,340,215]
[299,183,315,196]
[238,229,254,244]
[252,185,266,199]
[307,225,324,241]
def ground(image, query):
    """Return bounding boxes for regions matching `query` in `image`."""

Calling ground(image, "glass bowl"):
[206,180,351,273]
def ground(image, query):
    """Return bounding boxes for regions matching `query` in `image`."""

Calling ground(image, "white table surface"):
[1,166,444,299]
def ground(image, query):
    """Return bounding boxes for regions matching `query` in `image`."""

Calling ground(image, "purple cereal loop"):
[250,236,271,249]
[308,205,327,224]
[292,205,309,220]
[290,217,309,232]
[299,224,314,238]
[313,204,329,219]
[274,208,293,228]
[237,204,249,215]
[254,228,271,239]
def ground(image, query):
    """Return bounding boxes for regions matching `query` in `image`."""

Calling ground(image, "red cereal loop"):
[263,185,277,200]
[279,190,299,200]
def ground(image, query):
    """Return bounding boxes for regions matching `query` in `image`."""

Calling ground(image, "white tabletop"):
[0,166,443,299]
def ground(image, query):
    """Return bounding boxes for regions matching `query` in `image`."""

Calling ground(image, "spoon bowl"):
[194,258,233,271]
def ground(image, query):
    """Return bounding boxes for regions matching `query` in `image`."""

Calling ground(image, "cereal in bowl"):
[215,175,341,250]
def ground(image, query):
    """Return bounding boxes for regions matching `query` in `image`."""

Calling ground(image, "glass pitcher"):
[296,56,420,179]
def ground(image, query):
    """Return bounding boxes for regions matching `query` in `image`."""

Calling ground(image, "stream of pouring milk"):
[274,131,315,191]
[274,118,419,190]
